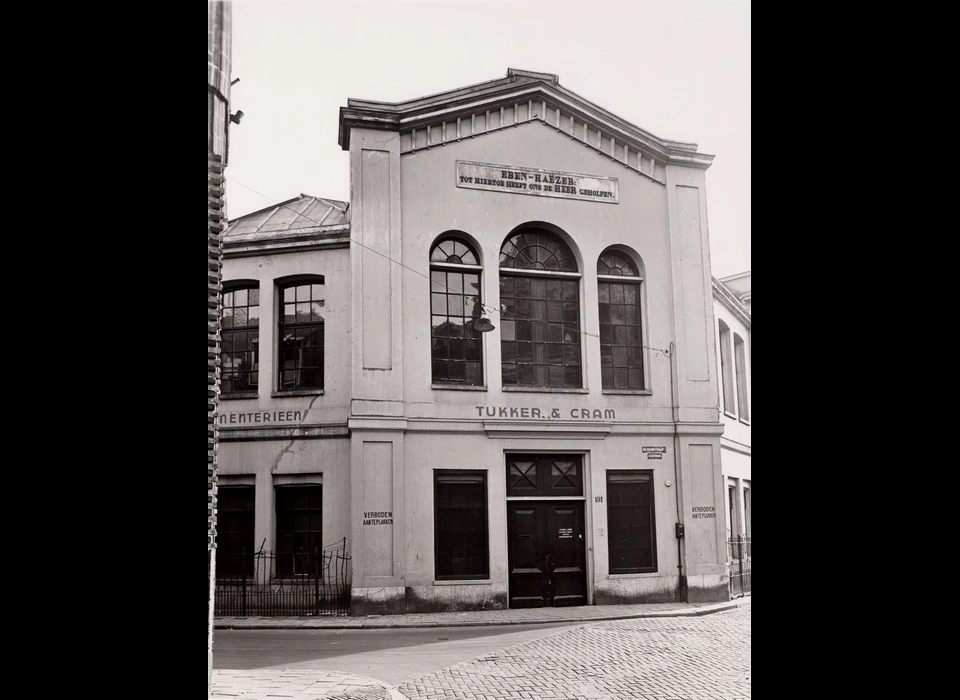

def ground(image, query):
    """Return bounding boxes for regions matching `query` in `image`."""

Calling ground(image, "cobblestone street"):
[397,603,750,700]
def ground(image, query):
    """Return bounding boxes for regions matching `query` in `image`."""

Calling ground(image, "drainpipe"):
[668,341,687,603]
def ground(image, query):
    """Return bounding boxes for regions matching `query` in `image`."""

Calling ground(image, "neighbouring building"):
[713,272,751,597]
[215,68,733,617]
[208,0,232,690]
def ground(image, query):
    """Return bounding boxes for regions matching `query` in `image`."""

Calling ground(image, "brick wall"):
[208,2,231,695]
[208,153,224,560]
[207,153,224,697]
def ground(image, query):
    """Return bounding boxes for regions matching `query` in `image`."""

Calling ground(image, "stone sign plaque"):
[456,161,619,203]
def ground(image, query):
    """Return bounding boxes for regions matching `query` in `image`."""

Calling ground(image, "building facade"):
[216,69,731,616]
[713,273,751,596]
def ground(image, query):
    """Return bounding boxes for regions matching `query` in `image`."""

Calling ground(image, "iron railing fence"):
[215,537,351,616]
[727,535,751,598]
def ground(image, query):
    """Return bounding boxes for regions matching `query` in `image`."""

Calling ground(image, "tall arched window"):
[430,235,483,385]
[597,249,645,390]
[277,277,324,391]
[499,228,581,388]
[221,283,260,395]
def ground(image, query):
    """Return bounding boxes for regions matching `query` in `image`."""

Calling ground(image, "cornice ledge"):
[338,107,402,149]
[663,150,715,169]
[223,228,351,258]
[675,423,726,436]
[223,238,351,259]
[720,439,752,456]
[224,224,350,244]
[340,81,712,169]
[483,421,611,440]
[347,417,409,431]
[219,424,349,442]
[406,419,486,433]
[712,278,751,328]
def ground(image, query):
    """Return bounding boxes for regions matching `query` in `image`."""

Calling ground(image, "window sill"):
[739,417,751,426]
[433,578,492,586]
[221,391,259,401]
[723,410,738,420]
[607,571,659,578]
[271,389,324,398]
[602,389,652,396]
[432,384,488,392]
[502,386,588,394]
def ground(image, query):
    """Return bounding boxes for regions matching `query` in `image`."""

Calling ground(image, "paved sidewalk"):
[215,597,746,630]
[212,669,404,699]
[212,597,750,698]
[399,601,751,700]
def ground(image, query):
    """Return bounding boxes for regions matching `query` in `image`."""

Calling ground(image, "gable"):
[340,68,714,177]
[401,110,668,186]
[401,117,669,199]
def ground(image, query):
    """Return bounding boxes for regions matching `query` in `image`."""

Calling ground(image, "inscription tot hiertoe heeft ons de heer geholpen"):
[456,161,618,203]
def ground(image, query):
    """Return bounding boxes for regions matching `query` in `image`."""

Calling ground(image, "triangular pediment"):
[339,68,714,173]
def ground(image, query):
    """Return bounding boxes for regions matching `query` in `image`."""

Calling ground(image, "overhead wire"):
[224,176,672,358]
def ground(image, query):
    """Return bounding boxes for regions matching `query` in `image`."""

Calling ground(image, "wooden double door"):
[506,455,587,608]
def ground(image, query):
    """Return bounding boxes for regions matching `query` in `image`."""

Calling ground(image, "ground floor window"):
[607,470,657,573]
[216,486,255,578]
[275,484,322,577]
[434,470,488,580]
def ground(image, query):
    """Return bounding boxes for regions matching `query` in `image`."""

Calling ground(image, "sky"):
[226,0,750,279]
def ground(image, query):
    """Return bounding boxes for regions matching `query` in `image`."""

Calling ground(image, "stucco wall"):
[391,431,688,608]
[220,246,351,423]
[217,245,352,563]
[713,300,750,448]
[217,437,352,564]
[399,119,678,419]
[342,120,727,611]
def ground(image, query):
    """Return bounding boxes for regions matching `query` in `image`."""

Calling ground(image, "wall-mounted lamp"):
[230,110,244,125]
[473,317,495,333]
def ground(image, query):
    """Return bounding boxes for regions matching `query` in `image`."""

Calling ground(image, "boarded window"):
[216,486,255,578]
[275,485,322,577]
[607,471,657,574]
[434,471,488,580]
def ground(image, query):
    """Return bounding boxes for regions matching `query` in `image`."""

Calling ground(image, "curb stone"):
[215,597,748,631]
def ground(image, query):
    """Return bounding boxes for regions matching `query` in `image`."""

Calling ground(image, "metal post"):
[241,548,247,616]
[314,546,320,616]
[737,535,745,594]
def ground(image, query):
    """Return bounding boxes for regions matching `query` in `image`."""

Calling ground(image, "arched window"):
[430,234,483,385]
[597,249,644,390]
[221,283,260,395]
[277,277,324,391]
[499,229,581,388]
